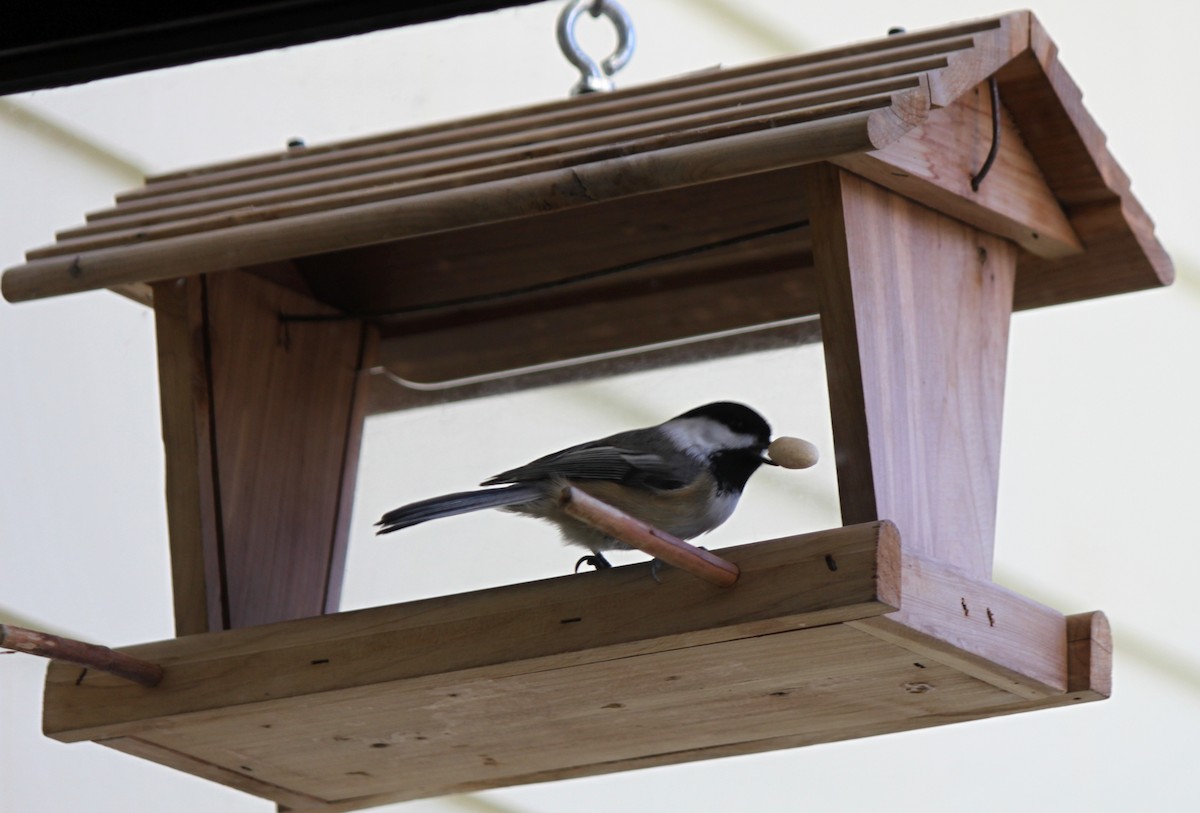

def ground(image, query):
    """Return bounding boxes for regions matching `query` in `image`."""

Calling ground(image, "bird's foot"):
[574,552,612,572]
[647,545,712,584]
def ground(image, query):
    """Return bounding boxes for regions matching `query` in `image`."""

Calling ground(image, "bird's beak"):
[760,455,779,466]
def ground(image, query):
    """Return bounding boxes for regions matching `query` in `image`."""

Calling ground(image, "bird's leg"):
[648,545,712,584]
[574,551,612,572]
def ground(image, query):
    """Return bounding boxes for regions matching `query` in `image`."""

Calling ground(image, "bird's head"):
[662,402,775,493]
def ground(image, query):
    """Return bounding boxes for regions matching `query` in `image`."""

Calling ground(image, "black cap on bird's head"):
[675,402,772,448]
[670,402,777,491]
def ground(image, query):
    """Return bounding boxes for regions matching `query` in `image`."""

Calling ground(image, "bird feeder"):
[2,11,1170,810]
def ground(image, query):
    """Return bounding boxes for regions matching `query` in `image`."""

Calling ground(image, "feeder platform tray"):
[43,523,1110,810]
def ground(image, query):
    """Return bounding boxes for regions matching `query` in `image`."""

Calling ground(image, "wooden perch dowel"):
[0,624,163,688]
[559,486,740,587]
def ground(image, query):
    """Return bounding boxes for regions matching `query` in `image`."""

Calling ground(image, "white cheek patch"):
[661,417,760,460]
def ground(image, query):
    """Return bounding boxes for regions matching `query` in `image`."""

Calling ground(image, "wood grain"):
[204,270,368,628]
[83,79,918,228]
[365,239,817,387]
[850,550,1068,698]
[0,112,877,303]
[53,91,895,251]
[293,167,810,315]
[41,521,1109,808]
[152,277,224,635]
[316,603,1111,811]
[127,625,1014,805]
[999,18,1174,307]
[925,10,1027,107]
[313,606,1107,813]
[837,79,1080,257]
[809,164,1015,578]
[133,20,995,191]
[325,324,377,614]
[2,10,1169,328]
[153,270,370,632]
[43,521,901,743]
[102,736,326,810]
[1066,610,1111,698]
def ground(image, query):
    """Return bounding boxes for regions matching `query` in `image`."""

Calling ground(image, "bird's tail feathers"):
[375,484,543,534]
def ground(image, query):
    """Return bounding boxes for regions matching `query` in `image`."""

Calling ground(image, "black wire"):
[971,77,1001,192]
[279,219,809,323]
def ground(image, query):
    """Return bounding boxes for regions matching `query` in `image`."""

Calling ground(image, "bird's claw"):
[574,552,612,572]
[647,547,711,584]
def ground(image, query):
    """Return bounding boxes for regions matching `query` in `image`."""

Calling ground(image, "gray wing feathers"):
[481,446,662,484]
[482,431,697,488]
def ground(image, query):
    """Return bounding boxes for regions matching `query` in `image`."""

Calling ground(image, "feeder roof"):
[1,10,1172,314]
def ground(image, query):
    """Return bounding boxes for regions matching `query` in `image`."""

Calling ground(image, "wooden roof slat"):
[1002,15,1172,306]
[88,73,929,224]
[119,41,967,203]
[2,11,1172,312]
[138,18,1000,188]
[926,10,1028,106]
[32,91,906,260]
[110,55,953,210]
[4,110,880,303]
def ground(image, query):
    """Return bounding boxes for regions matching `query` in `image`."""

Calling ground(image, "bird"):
[375,401,777,569]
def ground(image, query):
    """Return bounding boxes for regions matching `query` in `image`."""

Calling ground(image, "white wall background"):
[2,2,1198,811]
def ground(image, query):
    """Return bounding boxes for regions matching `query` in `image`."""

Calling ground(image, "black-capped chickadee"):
[376,402,777,568]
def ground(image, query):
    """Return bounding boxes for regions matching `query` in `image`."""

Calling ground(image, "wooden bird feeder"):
[2,11,1170,810]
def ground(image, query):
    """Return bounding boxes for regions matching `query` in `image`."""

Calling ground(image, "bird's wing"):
[482,441,696,490]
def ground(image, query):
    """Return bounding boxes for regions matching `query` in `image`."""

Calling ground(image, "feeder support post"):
[153,270,374,633]
[808,164,1017,580]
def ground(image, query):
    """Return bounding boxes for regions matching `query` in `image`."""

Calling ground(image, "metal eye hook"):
[557,0,637,95]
